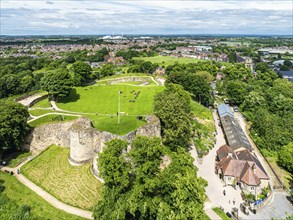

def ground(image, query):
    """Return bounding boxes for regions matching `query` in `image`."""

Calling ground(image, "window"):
[228,176,231,180]
[251,187,254,190]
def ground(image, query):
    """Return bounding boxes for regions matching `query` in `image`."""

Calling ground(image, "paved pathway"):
[1,160,93,220]
[191,111,247,219]
[17,94,45,107]
[27,112,83,123]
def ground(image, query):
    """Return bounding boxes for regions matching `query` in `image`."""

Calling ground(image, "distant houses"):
[215,104,269,198]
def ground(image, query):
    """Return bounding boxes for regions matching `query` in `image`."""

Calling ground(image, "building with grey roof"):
[217,104,252,151]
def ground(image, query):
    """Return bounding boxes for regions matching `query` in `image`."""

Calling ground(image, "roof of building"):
[217,145,229,161]
[218,104,234,118]
[233,149,255,161]
[217,149,269,185]
[220,115,252,151]
[279,71,293,77]
[240,162,261,186]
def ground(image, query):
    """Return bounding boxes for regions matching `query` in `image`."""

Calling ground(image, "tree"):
[240,91,266,117]
[166,72,212,106]
[41,69,74,100]
[0,100,30,157]
[154,84,191,151]
[278,142,293,173]
[72,61,92,85]
[94,137,207,220]
[99,63,115,78]
[226,80,248,105]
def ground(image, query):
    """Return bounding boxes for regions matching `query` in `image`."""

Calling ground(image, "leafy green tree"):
[154,84,191,151]
[72,61,92,85]
[240,91,266,118]
[99,63,115,78]
[98,139,131,191]
[166,72,212,106]
[255,62,270,73]
[41,69,74,100]
[278,142,293,173]
[226,80,248,105]
[94,137,207,220]
[20,75,35,93]
[0,100,30,157]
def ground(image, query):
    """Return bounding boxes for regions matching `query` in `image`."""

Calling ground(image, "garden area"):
[21,145,103,210]
[191,101,215,157]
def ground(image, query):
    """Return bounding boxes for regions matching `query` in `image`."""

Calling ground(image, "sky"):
[1,0,293,35]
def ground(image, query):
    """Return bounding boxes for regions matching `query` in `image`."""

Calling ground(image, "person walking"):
[223,189,226,196]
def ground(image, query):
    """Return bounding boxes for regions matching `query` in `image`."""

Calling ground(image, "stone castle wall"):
[25,115,161,165]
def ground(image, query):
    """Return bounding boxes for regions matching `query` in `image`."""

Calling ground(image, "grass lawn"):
[32,98,51,108]
[21,145,103,210]
[29,114,79,128]
[57,85,164,115]
[266,157,292,189]
[88,115,146,135]
[191,100,213,120]
[0,173,83,220]
[133,55,202,66]
[212,207,230,220]
[29,108,57,116]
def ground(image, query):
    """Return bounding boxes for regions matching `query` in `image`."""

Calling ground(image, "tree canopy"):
[154,84,192,151]
[41,69,74,100]
[0,100,30,157]
[72,61,92,85]
[94,137,207,220]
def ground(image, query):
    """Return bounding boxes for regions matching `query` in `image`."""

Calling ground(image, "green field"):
[32,98,51,108]
[21,145,102,210]
[133,55,201,66]
[29,114,79,128]
[88,115,146,135]
[191,100,213,120]
[29,108,57,116]
[0,173,83,220]
[57,85,164,115]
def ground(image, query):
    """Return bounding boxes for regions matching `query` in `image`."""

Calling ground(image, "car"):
[233,107,239,112]
[226,212,232,218]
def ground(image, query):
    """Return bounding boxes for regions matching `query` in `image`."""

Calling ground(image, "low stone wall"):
[24,115,161,165]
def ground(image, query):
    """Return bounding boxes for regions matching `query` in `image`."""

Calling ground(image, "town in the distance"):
[0,34,292,220]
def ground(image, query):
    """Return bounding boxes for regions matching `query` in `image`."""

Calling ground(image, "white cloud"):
[1,0,292,35]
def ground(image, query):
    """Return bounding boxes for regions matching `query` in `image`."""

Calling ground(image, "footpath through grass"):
[0,173,83,220]
[133,55,201,66]
[21,145,103,210]
[58,84,164,115]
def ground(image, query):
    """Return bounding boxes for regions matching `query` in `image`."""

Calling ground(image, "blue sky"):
[1,0,293,35]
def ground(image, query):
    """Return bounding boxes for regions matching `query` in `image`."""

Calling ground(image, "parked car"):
[233,107,239,112]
